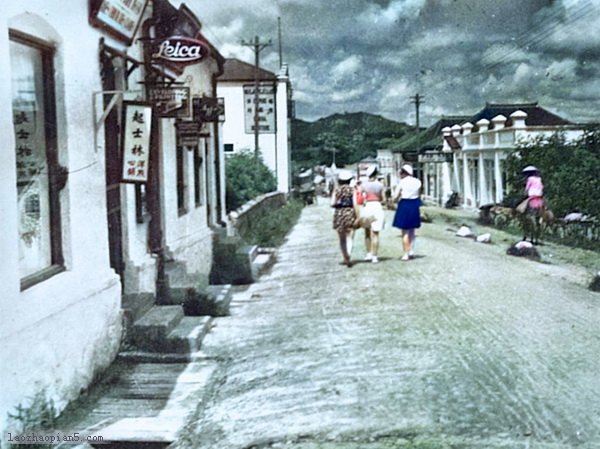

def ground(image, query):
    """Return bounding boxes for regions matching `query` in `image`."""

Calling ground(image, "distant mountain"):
[291,112,415,171]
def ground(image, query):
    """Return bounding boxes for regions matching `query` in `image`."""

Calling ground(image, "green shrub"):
[505,128,600,218]
[240,199,304,247]
[7,391,55,449]
[226,150,277,212]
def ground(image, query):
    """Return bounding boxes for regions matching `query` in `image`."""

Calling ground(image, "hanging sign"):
[192,96,225,123]
[175,120,201,147]
[89,0,149,45]
[147,85,190,117]
[122,102,152,183]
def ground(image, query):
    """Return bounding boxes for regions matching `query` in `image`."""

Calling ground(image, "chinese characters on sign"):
[147,86,190,117]
[122,103,152,183]
[243,84,276,134]
[90,0,149,44]
[14,108,39,185]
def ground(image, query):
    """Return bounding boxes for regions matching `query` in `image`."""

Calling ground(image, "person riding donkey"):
[514,165,554,244]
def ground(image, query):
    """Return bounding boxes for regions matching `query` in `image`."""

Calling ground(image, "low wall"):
[212,192,286,285]
[228,191,286,240]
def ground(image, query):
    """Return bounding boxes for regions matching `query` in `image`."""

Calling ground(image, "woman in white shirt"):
[392,164,422,261]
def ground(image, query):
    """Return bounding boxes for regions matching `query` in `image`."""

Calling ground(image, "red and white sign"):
[122,102,152,183]
[152,36,210,63]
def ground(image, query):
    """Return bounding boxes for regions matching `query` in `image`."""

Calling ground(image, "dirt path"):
[176,199,600,449]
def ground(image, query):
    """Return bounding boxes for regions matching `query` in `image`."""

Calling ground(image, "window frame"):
[10,29,65,290]
[176,145,187,216]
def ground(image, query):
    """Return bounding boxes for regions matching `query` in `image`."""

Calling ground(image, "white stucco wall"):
[275,75,291,193]
[0,3,123,436]
[217,82,279,179]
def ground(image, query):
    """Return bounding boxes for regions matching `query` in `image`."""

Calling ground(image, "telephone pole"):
[242,36,272,161]
[411,93,424,152]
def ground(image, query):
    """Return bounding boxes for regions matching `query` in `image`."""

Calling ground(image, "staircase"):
[60,285,233,449]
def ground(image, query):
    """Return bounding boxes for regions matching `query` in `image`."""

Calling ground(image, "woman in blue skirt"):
[392,164,422,261]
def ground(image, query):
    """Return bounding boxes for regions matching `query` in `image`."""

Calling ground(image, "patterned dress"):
[332,185,356,232]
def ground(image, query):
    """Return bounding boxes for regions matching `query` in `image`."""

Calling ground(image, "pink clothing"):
[362,180,384,202]
[526,176,544,208]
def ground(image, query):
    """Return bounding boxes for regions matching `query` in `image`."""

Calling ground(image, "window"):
[224,144,234,153]
[176,145,187,215]
[10,31,64,287]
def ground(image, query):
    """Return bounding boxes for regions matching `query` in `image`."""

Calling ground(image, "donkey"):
[514,204,554,245]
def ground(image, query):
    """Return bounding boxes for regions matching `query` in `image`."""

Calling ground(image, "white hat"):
[401,164,414,176]
[337,170,353,182]
[522,165,538,172]
[366,165,378,178]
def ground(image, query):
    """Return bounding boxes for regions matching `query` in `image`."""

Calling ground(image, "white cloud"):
[545,59,577,81]
[331,55,362,81]
[331,87,365,102]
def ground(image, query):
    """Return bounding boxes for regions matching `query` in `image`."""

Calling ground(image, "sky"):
[182,0,600,126]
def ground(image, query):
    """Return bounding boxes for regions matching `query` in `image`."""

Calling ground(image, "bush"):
[505,128,600,218]
[226,150,277,212]
[240,199,304,247]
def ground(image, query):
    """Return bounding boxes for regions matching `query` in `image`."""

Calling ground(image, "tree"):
[505,128,600,218]
[225,150,277,212]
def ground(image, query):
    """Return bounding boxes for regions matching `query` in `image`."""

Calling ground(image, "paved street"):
[176,198,600,449]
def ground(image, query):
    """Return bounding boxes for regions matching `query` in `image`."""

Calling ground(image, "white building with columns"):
[435,103,585,209]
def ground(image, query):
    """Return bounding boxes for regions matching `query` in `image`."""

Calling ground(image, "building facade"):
[0,0,226,434]
[418,103,585,208]
[217,58,293,193]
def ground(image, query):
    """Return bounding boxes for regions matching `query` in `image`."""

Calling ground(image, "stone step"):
[120,315,213,359]
[183,284,233,317]
[251,247,276,278]
[61,361,217,449]
[129,305,185,352]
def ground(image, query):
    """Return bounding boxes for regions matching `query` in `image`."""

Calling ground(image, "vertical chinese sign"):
[122,102,152,183]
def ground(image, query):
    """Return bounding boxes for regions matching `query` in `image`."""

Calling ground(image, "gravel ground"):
[175,198,600,449]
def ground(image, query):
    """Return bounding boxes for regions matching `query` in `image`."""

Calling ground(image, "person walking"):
[331,170,356,267]
[392,164,422,261]
[360,166,386,264]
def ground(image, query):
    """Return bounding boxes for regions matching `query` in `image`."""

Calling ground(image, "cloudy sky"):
[182,0,600,126]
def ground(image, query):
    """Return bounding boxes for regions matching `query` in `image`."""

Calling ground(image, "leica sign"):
[152,36,210,63]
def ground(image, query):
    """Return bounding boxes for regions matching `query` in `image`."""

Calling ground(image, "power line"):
[483,1,593,70]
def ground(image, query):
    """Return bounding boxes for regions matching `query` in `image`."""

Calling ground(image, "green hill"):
[291,112,415,172]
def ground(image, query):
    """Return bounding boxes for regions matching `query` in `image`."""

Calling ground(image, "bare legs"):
[401,228,416,260]
[363,228,380,263]
[338,230,354,266]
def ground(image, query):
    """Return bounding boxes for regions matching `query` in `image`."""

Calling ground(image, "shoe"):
[401,254,409,261]
[408,250,414,258]
[364,252,373,261]
[371,256,379,264]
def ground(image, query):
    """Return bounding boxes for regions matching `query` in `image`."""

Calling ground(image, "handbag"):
[515,197,530,214]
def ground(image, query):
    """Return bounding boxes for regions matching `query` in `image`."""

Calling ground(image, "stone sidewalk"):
[174,198,600,449]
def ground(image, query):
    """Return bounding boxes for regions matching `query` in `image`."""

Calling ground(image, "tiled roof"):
[444,135,461,150]
[218,58,277,82]
[394,115,471,153]
[468,102,572,128]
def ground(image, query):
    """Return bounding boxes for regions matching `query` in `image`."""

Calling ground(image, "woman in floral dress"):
[331,170,356,267]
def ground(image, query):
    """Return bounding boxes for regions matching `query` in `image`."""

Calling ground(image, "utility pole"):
[277,17,283,68]
[411,93,424,152]
[242,36,272,161]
